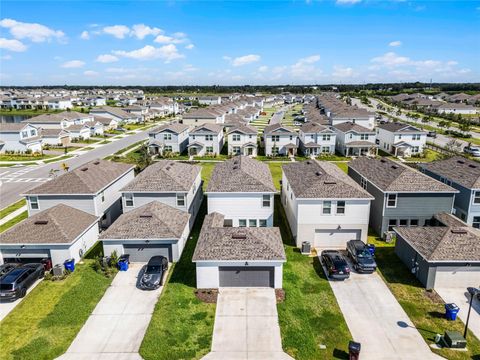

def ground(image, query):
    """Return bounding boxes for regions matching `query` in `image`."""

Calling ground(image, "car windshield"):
[145,265,161,274]
[357,249,372,258]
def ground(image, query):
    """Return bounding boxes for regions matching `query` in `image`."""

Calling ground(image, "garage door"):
[1,248,50,262]
[434,267,480,289]
[124,244,172,263]
[314,229,361,249]
[219,267,274,287]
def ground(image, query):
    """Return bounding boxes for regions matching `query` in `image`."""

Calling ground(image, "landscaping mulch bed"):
[195,288,219,303]
[275,289,286,303]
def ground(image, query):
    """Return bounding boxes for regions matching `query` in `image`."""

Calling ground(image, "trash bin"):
[348,341,361,360]
[445,303,460,320]
[367,244,376,256]
[119,254,130,264]
[301,241,311,255]
[64,258,75,272]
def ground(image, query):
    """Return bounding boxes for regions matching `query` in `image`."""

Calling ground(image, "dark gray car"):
[321,250,350,280]
[139,256,168,290]
[346,240,377,273]
[0,263,44,301]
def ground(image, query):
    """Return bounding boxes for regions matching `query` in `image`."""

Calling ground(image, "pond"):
[0,115,32,123]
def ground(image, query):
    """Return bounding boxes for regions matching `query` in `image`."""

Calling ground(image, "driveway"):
[436,287,480,340]
[321,257,441,360]
[57,263,167,360]
[203,288,293,360]
[0,278,42,322]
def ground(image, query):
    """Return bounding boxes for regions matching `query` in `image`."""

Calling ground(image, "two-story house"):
[282,160,373,249]
[0,123,42,154]
[348,157,458,237]
[182,108,224,126]
[420,156,480,227]
[263,123,298,157]
[298,122,336,156]
[376,122,427,157]
[329,108,375,130]
[90,106,141,124]
[333,122,377,156]
[188,124,224,156]
[148,123,189,155]
[227,124,258,156]
[206,156,276,227]
[24,159,135,228]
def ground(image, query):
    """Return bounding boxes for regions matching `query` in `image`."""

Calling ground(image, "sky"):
[0,0,479,86]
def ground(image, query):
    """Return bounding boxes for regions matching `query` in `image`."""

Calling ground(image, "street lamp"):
[464,287,479,339]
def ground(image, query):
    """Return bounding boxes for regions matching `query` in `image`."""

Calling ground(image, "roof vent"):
[166,166,171,171]
[169,162,175,166]
[306,160,312,165]
[93,161,100,165]
[380,159,386,163]
[324,180,337,185]
[457,160,465,164]
[391,165,399,169]
[231,232,247,240]
[450,228,467,234]
[469,164,477,168]
[34,220,48,225]
[233,165,239,170]
[315,171,322,176]
[233,160,239,165]
[139,214,153,218]
[80,167,88,171]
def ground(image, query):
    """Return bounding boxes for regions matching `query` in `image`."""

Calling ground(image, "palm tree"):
[136,144,152,169]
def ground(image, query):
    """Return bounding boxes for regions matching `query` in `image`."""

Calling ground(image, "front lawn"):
[275,196,352,359]
[0,261,113,359]
[0,198,26,219]
[140,200,216,359]
[369,234,480,360]
[0,154,55,162]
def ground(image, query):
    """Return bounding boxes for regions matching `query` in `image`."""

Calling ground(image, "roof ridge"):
[47,207,70,243]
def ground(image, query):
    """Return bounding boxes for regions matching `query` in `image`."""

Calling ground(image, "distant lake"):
[0,115,32,123]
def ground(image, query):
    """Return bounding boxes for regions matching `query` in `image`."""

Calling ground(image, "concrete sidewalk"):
[0,205,27,226]
[202,288,293,360]
[57,263,167,360]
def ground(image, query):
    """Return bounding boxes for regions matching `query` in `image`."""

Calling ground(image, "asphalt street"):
[0,130,149,208]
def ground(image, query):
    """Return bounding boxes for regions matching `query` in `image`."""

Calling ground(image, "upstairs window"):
[262,195,271,207]
[322,135,331,141]
[474,191,480,204]
[323,201,332,215]
[164,133,172,140]
[412,134,421,140]
[205,134,214,141]
[239,219,247,227]
[30,196,39,210]
[272,135,280,142]
[100,191,105,203]
[124,193,134,207]
[361,176,368,189]
[360,134,369,141]
[176,194,185,206]
[336,201,345,214]
[232,134,241,141]
[387,193,397,208]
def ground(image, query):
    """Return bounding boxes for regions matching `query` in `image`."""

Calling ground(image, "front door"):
[246,147,253,155]
[189,147,198,156]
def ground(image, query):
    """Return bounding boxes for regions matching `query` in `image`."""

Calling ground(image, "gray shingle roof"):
[121,160,200,192]
[0,123,31,132]
[191,123,223,134]
[283,160,373,199]
[192,212,286,261]
[25,159,134,195]
[333,122,374,133]
[349,157,457,193]
[300,122,332,134]
[99,201,190,240]
[148,123,189,135]
[421,156,480,189]
[206,156,276,193]
[0,204,98,245]
[264,123,296,135]
[227,124,258,135]
[377,122,424,133]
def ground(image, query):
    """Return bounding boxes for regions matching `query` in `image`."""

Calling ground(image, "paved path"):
[322,257,442,360]
[436,287,480,341]
[0,205,27,226]
[57,263,166,360]
[0,278,42,321]
[203,288,293,360]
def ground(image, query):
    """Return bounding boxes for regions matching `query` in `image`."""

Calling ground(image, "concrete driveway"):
[57,263,167,360]
[321,257,442,360]
[0,278,42,322]
[203,288,293,360]
[436,287,480,340]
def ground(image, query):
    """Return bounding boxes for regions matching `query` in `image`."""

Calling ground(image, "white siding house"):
[188,124,224,156]
[0,123,42,154]
[263,123,298,156]
[333,122,377,156]
[376,122,427,157]
[148,123,189,155]
[227,124,258,156]
[298,122,336,156]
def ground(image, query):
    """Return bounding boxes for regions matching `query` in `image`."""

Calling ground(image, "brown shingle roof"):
[377,122,424,133]
[421,156,480,189]
[0,204,98,245]
[333,122,374,133]
[148,123,189,135]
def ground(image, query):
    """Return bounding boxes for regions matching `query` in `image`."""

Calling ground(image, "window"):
[192,135,195,140]
[310,134,315,140]
[29,196,39,210]
[249,219,257,227]
[272,146,279,156]
[259,219,267,227]
[239,219,247,227]
[361,177,367,189]
[322,134,331,141]
[224,219,233,227]
[233,146,241,155]
[206,146,214,154]
[412,134,421,140]
[164,145,172,152]
[272,135,280,142]
[124,193,134,207]
[164,133,172,140]
[336,201,345,214]
[323,201,332,214]
[399,219,408,226]
[30,130,36,136]
[289,135,293,140]
[473,216,480,229]
[100,191,105,203]
[387,193,397,208]
[412,146,419,153]
[349,133,353,139]
[410,219,419,226]
[22,131,28,138]
[321,146,330,153]
[176,194,185,206]
[474,191,480,204]
[262,194,271,207]
[205,135,213,141]
[398,134,402,140]
[388,219,397,231]
[232,134,241,141]
[360,134,369,140]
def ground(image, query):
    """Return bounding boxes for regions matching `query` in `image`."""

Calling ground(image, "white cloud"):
[61,60,85,68]
[0,37,27,52]
[258,65,269,72]
[183,64,197,72]
[332,65,354,78]
[131,24,162,39]
[80,31,90,40]
[389,40,402,47]
[291,55,321,79]
[0,18,65,43]
[1,54,12,60]
[230,54,261,67]
[103,25,130,39]
[96,54,119,63]
[185,44,195,50]
[113,44,184,62]
[83,70,99,76]
[447,60,458,66]
[371,52,410,67]
[336,0,361,4]
[154,34,188,44]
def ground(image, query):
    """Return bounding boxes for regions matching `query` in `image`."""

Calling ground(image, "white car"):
[463,146,480,157]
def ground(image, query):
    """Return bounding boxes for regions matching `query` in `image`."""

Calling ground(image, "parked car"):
[427,131,437,138]
[346,240,377,273]
[463,146,480,157]
[321,250,350,280]
[0,263,45,300]
[139,256,168,290]
[0,263,19,277]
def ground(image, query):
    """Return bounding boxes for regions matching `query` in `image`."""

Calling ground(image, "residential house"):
[333,122,376,156]
[148,123,189,155]
[435,103,478,115]
[41,128,70,146]
[0,123,42,154]
[298,122,336,156]
[421,156,480,227]
[376,122,427,157]
[24,111,94,130]
[65,124,91,140]
[227,124,258,156]
[92,115,118,130]
[263,123,298,157]
[188,124,224,156]
[282,160,373,249]
[198,96,222,105]
[90,106,141,124]
[24,159,135,228]
[348,157,457,237]
[182,108,224,126]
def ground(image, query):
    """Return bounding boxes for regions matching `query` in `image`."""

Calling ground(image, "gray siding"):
[394,235,431,288]
[31,195,96,216]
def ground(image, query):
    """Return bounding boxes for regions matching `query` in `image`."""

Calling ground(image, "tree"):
[458,120,472,134]
[136,144,152,169]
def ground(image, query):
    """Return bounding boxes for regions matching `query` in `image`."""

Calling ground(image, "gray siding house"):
[348,157,458,237]
[420,156,480,228]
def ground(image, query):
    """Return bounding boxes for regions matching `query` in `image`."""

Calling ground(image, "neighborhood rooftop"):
[377,122,424,133]
[421,156,480,189]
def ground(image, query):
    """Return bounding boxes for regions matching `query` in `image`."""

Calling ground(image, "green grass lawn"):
[0,198,26,219]
[0,211,28,233]
[405,149,442,163]
[0,261,113,360]
[198,162,217,190]
[369,234,480,360]
[275,196,352,359]
[333,162,348,173]
[268,162,284,190]
[0,154,55,162]
[140,200,216,360]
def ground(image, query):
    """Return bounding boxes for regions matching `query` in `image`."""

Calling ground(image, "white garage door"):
[1,248,50,261]
[314,229,361,249]
[434,267,480,289]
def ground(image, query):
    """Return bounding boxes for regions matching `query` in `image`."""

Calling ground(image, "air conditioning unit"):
[383,231,395,243]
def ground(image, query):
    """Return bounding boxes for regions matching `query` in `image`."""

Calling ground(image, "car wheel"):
[19,288,27,298]
[39,270,45,279]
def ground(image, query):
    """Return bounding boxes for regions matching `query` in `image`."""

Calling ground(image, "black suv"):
[139,256,168,290]
[0,263,45,301]
[346,240,377,273]
[321,250,350,280]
